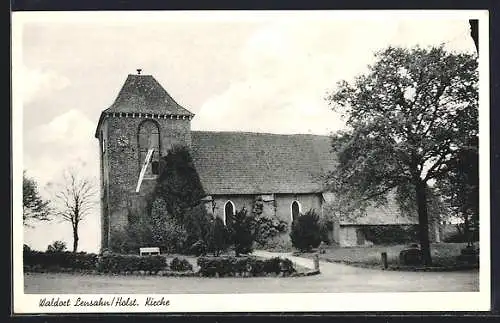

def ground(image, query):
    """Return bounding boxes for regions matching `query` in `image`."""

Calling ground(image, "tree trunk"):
[415,180,432,265]
[73,225,79,253]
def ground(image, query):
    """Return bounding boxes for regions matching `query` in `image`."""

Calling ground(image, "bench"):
[139,247,160,256]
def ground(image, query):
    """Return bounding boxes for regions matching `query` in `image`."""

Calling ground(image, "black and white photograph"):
[12,10,490,313]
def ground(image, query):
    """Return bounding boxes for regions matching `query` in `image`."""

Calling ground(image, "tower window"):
[138,120,161,177]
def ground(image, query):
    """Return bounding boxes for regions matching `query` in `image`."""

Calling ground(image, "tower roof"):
[105,74,194,116]
[95,73,194,138]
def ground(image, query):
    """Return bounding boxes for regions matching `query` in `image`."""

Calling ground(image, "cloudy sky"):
[14,11,478,252]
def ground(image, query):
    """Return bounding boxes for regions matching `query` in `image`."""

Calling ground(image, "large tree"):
[23,171,51,226]
[49,168,97,252]
[326,45,478,265]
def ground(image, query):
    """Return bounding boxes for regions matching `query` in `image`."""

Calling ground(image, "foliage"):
[319,217,334,244]
[443,227,479,243]
[48,168,97,252]
[154,145,206,223]
[23,244,31,252]
[149,198,188,253]
[253,216,288,247]
[46,240,67,252]
[326,46,478,265]
[169,257,193,272]
[226,208,256,256]
[96,254,166,273]
[183,204,213,253]
[436,135,479,245]
[290,209,322,252]
[248,196,288,249]
[196,256,295,277]
[23,250,98,271]
[359,225,419,245]
[207,217,229,256]
[23,171,51,225]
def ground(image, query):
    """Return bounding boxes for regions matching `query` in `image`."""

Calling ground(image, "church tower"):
[94,70,194,252]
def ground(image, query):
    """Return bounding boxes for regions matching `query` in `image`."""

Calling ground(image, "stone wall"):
[100,115,191,252]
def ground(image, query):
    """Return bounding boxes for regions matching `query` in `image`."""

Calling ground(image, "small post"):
[381,252,388,269]
[314,254,320,272]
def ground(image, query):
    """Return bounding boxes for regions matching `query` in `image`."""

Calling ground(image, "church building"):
[95,72,441,252]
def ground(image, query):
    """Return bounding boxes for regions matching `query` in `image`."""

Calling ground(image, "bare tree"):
[49,168,97,253]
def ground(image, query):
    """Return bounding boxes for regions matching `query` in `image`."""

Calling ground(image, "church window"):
[138,120,161,177]
[291,200,301,222]
[223,200,235,226]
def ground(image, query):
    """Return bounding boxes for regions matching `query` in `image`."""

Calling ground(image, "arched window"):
[138,120,160,177]
[291,200,301,222]
[223,200,235,226]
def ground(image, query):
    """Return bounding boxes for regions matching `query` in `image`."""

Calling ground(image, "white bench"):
[139,247,160,256]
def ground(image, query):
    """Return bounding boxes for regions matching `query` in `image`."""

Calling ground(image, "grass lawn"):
[299,242,476,269]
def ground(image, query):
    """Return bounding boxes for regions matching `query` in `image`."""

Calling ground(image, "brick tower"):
[94,71,194,252]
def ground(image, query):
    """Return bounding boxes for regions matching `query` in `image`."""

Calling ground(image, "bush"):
[96,254,166,273]
[290,209,321,252]
[46,240,67,252]
[169,257,193,272]
[188,240,208,257]
[23,244,31,252]
[227,208,256,256]
[359,225,419,245]
[183,204,212,253]
[319,218,334,244]
[23,250,98,271]
[254,216,288,247]
[207,217,229,256]
[196,256,295,277]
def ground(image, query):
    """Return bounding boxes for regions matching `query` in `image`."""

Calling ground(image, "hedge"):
[96,254,167,273]
[169,257,193,271]
[359,225,419,245]
[196,256,295,277]
[23,250,98,270]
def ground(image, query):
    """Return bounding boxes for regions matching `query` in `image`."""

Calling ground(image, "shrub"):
[23,250,98,271]
[46,240,67,252]
[188,240,208,257]
[254,216,288,247]
[319,218,334,245]
[290,209,321,252]
[207,217,229,256]
[96,254,166,273]
[196,256,295,277]
[23,244,31,252]
[359,225,419,245]
[227,207,256,256]
[169,257,193,271]
[183,204,212,253]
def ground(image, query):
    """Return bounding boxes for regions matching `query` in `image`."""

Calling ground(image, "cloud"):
[24,109,99,187]
[192,20,475,135]
[18,66,71,104]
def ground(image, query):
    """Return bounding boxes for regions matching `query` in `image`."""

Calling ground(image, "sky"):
[14,11,477,253]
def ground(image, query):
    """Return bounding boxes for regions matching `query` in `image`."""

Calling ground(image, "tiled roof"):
[190,131,336,195]
[105,74,194,116]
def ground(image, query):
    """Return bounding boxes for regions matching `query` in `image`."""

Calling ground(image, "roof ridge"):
[191,130,331,138]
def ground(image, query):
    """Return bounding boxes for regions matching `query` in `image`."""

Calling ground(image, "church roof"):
[94,74,193,137]
[190,131,337,195]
